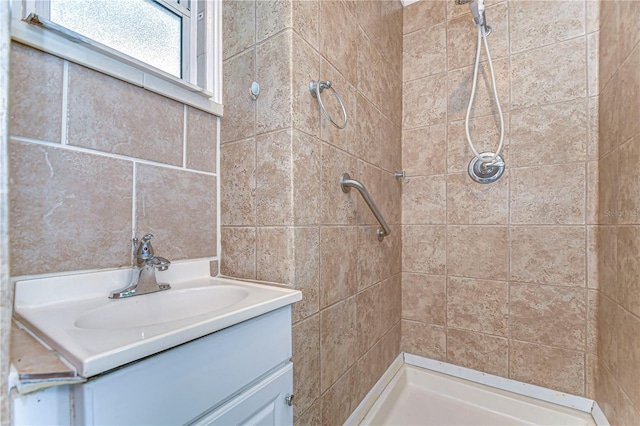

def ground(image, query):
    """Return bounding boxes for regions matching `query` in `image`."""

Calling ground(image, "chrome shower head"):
[455,0,491,34]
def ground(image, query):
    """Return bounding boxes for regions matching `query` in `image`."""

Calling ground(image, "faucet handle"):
[135,234,155,259]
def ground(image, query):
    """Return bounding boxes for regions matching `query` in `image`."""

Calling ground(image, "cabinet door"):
[192,363,293,426]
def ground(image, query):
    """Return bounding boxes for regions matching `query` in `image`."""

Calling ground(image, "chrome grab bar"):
[340,173,391,242]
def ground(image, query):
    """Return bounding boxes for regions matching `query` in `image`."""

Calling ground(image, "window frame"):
[10,0,223,116]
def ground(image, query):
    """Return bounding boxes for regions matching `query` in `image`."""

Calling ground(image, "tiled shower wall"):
[8,44,218,277]
[595,0,640,423]
[220,1,403,423]
[400,0,599,396]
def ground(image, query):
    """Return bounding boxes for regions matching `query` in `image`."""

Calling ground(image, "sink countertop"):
[14,260,302,378]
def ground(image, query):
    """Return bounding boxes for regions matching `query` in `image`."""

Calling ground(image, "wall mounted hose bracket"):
[310,80,348,129]
[340,173,391,241]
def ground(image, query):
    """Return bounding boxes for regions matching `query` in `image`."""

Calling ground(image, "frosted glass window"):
[50,0,182,78]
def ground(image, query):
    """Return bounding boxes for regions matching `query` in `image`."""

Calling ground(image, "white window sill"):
[10,19,223,117]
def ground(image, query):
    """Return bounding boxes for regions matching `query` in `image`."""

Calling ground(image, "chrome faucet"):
[109,234,171,299]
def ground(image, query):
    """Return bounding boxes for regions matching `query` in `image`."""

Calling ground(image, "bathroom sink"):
[74,286,251,330]
[13,260,301,377]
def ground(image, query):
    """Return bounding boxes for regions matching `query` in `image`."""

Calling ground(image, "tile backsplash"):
[8,43,218,277]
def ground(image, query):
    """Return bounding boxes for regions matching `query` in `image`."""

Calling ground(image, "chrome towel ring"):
[309,80,348,129]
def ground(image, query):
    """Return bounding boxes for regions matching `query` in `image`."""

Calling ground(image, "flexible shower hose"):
[464,24,505,165]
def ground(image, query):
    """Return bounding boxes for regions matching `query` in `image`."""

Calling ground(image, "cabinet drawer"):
[73,307,292,425]
[190,363,293,426]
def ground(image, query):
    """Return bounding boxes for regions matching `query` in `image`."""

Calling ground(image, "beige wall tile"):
[510,163,585,224]
[509,1,585,54]
[510,283,586,351]
[319,0,358,84]
[295,400,321,425]
[587,289,599,354]
[256,0,291,42]
[256,130,293,226]
[510,340,585,396]
[586,353,598,400]
[447,328,508,376]
[587,226,598,289]
[446,172,509,225]
[354,161,381,226]
[402,125,447,177]
[598,226,618,300]
[209,260,218,276]
[510,226,586,287]
[403,24,446,82]
[223,0,255,60]
[9,44,63,143]
[447,277,509,336]
[292,314,320,416]
[598,294,619,377]
[320,297,357,392]
[404,0,446,34]
[292,131,321,226]
[618,46,640,146]
[256,31,292,134]
[447,59,510,122]
[136,164,216,260]
[186,107,217,173]
[510,99,587,167]
[402,273,446,325]
[220,139,256,226]
[221,227,256,279]
[615,307,640,415]
[402,225,446,275]
[403,73,448,129]
[620,391,640,426]
[511,38,586,110]
[319,226,357,308]
[587,32,599,97]
[587,161,599,225]
[356,323,401,406]
[598,152,618,224]
[320,143,357,225]
[292,33,320,137]
[617,226,640,317]
[292,227,320,323]
[357,226,384,291]
[447,226,508,281]
[595,358,622,423]
[9,141,132,276]
[358,30,402,126]
[379,168,403,224]
[356,95,393,169]
[588,96,599,160]
[447,3,508,70]
[222,49,256,143]
[68,64,183,165]
[618,135,640,225]
[321,366,358,426]
[357,277,401,356]
[402,176,446,224]
[598,2,620,91]
[256,227,293,284]
[446,115,510,174]
[319,60,357,156]
[401,320,446,361]
[618,0,640,65]
[598,73,620,158]
[293,1,319,50]
[586,0,600,33]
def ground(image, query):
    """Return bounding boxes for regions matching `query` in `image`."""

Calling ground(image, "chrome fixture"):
[456,0,505,184]
[394,171,409,183]
[340,173,391,241]
[468,152,505,184]
[309,80,348,129]
[250,81,260,100]
[455,0,492,35]
[109,234,171,299]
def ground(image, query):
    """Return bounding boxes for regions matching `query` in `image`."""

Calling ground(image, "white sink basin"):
[74,286,251,330]
[14,261,301,377]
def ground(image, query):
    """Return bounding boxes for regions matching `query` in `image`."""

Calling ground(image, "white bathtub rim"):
[345,352,610,426]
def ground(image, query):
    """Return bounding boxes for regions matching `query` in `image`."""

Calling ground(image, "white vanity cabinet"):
[73,307,294,425]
